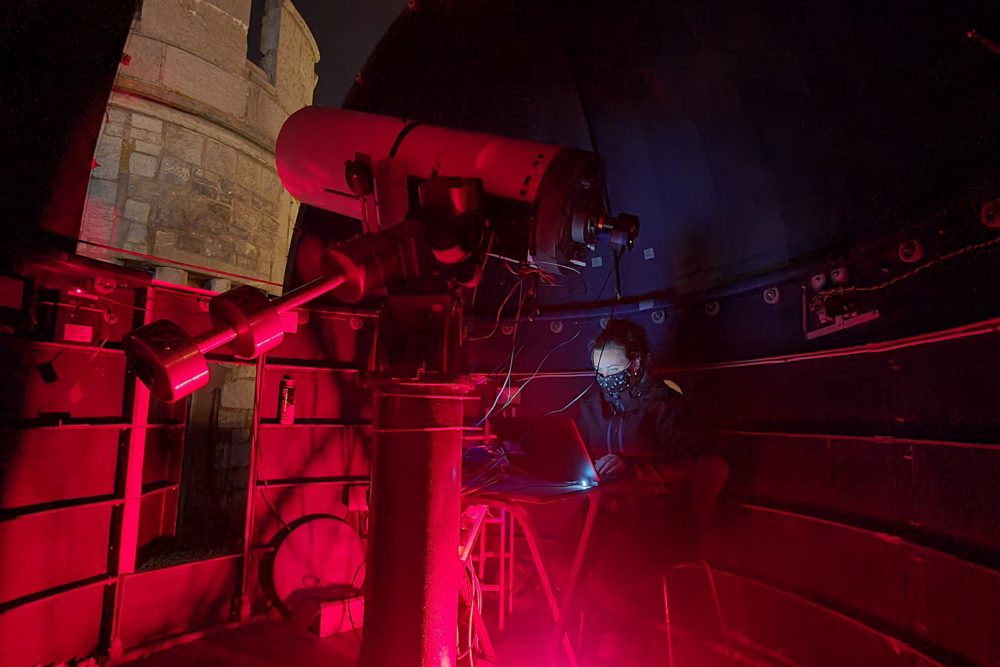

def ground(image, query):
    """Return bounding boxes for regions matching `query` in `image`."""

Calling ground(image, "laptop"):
[487,416,600,489]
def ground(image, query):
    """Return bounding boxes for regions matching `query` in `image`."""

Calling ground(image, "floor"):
[117,618,737,667]
[118,619,362,667]
[115,618,557,667]
[117,564,739,667]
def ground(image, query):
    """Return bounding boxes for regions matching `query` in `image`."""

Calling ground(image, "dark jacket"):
[578,372,692,477]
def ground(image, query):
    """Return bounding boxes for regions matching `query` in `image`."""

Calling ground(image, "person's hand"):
[595,454,626,479]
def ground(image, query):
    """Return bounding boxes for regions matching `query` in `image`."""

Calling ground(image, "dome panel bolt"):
[898,239,924,263]
[981,198,1000,228]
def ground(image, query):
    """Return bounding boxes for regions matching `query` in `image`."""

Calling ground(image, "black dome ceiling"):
[343,0,1000,308]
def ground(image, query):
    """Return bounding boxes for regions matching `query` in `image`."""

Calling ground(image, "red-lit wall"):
[497,326,1000,667]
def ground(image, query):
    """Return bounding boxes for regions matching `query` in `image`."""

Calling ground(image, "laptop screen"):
[488,416,599,486]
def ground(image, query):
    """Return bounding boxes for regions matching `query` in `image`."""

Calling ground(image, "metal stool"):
[661,559,734,666]
[663,456,734,665]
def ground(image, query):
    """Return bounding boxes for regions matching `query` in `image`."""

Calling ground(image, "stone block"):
[154,230,178,254]
[162,46,248,118]
[164,125,205,164]
[133,140,162,156]
[154,266,188,285]
[129,127,163,145]
[88,179,119,205]
[192,180,219,198]
[235,255,258,271]
[129,153,158,178]
[227,223,248,239]
[80,205,114,245]
[246,87,286,142]
[105,122,125,138]
[141,0,250,75]
[204,236,235,260]
[195,168,221,183]
[107,107,129,124]
[126,223,149,244]
[190,201,230,234]
[153,206,186,230]
[205,0,251,25]
[260,200,279,218]
[127,176,171,201]
[235,153,262,190]
[259,168,284,203]
[231,200,260,232]
[158,156,191,185]
[217,409,250,429]
[260,4,281,55]
[220,179,251,204]
[92,136,123,180]
[177,236,205,254]
[221,377,255,409]
[207,202,232,224]
[204,277,232,292]
[262,216,279,234]
[121,34,164,84]
[205,141,238,179]
[131,113,163,133]
[234,239,257,257]
[123,199,151,222]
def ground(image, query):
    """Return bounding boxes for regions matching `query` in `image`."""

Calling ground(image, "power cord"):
[346,557,366,641]
[810,233,1000,309]
[544,386,591,416]
[468,278,526,341]
[476,284,525,426]
[491,329,582,414]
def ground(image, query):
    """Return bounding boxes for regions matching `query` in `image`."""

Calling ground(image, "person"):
[579,318,692,485]
[560,319,709,665]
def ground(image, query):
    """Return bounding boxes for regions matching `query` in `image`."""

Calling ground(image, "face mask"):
[596,367,633,396]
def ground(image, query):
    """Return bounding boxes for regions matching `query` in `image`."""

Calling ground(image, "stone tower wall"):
[79,0,319,289]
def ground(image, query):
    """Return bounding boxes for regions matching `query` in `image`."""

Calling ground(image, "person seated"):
[555,319,722,664]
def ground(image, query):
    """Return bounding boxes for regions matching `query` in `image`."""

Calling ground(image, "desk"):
[472,482,611,667]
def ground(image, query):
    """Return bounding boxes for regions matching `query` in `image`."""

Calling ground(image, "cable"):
[468,278,525,341]
[476,284,525,426]
[492,330,582,414]
[470,230,495,312]
[544,386,591,416]
[346,557,365,641]
[811,233,1000,309]
[487,252,583,277]
[472,341,526,382]
[540,272,588,295]
[457,559,484,665]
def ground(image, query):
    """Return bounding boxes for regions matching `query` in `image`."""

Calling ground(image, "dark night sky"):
[292,0,406,107]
